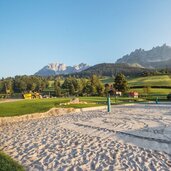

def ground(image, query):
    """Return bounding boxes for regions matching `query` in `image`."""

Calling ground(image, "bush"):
[167,94,171,100]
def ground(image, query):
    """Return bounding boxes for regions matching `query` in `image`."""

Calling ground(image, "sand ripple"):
[0,104,171,170]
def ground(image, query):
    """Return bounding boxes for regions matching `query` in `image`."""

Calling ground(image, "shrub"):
[167,94,171,100]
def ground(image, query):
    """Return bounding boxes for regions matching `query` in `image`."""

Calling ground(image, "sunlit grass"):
[128,75,171,86]
[0,98,70,117]
[131,88,171,95]
[0,151,25,171]
[0,96,145,117]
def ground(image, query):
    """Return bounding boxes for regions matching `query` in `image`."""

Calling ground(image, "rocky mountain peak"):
[47,63,67,71]
[116,44,171,68]
[35,62,90,76]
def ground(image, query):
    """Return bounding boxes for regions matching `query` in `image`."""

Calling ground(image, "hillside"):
[116,44,171,69]
[74,63,153,77]
[101,75,171,95]
[101,75,171,86]
[128,75,171,87]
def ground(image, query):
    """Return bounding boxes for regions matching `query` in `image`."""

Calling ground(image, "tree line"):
[0,74,128,97]
[0,76,49,94]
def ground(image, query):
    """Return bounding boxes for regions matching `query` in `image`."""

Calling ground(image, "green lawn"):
[101,75,171,87]
[128,75,171,96]
[80,96,144,104]
[130,88,171,95]
[0,98,70,117]
[80,96,109,103]
[0,96,145,117]
[128,75,171,87]
[0,151,25,171]
[0,97,107,117]
[80,96,121,103]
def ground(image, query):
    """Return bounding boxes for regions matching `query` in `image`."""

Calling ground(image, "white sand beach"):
[0,104,171,170]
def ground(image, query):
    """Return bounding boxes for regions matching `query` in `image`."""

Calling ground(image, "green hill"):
[128,75,171,87]
[101,75,171,95]
[73,63,153,77]
[101,75,171,86]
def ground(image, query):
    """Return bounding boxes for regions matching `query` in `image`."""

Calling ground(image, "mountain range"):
[35,63,90,76]
[35,44,171,76]
[116,44,171,68]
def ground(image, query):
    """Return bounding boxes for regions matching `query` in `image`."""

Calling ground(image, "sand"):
[0,104,171,170]
[0,99,23,103]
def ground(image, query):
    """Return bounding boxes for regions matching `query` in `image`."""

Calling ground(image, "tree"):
[14,78,26,92]
[0,78,18,94]
[83,81,92,96]
[69,83,75,95]
[62,77,75,96]
[90,75,104,96]
[55,86,61,97]
[114,73,128,93]
[104,83,110,96]
[38,80,48,92]
[96,82,104,96]
[75,79,83,95]
[54,80,61,97]
[54,80,61,87]
[82,75,104,96]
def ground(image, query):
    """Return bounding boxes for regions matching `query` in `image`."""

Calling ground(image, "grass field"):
[128,75,171,95]
[80,96,140,103]
[101,75,171,86]
[0,98,70,117]
[131,88,171,95]
[0,97,145,117]
[101,75,171,95]
[128,75,171,87]
[0,151,25,171]
[0,98,106,117]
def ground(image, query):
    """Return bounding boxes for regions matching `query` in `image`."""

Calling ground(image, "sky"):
[1,0,171,78]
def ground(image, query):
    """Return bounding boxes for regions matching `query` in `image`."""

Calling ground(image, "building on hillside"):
[109,89,122,96]
[129,91,139,98]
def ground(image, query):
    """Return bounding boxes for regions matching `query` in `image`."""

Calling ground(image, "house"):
[109,89,122,96]
[129,92,139,98]
[115,91,122,96]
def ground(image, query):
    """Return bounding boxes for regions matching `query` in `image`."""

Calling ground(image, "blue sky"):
[1,0,171,77]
